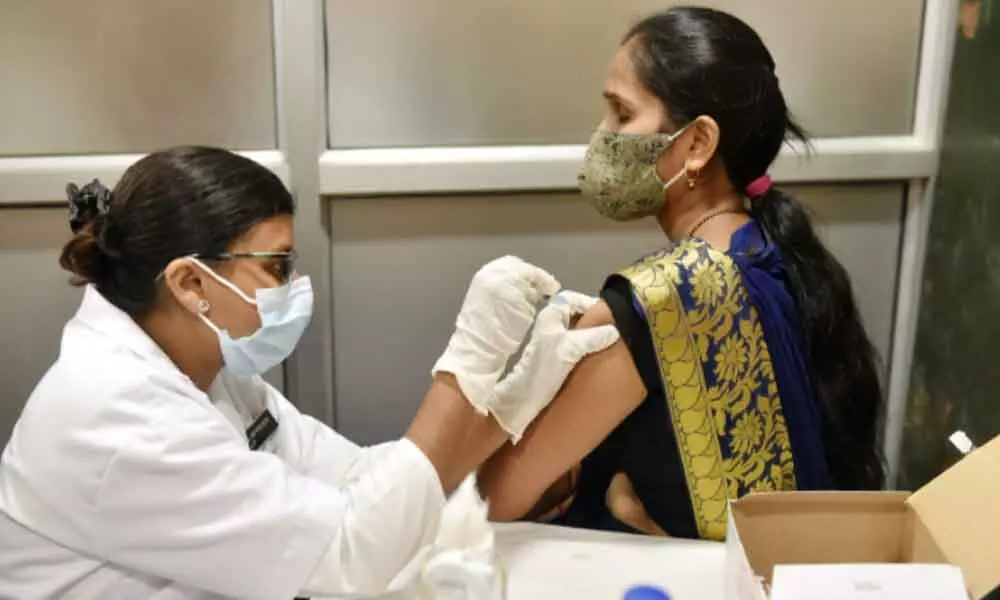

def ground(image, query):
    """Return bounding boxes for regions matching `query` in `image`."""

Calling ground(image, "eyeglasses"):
[197,251,298,282]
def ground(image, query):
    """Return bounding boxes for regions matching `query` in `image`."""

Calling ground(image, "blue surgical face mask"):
[189,257,313,378]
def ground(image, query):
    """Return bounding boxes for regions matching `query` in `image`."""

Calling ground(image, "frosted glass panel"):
[325,0,923,148]
[0,0,277,155]
[328,184,903,443]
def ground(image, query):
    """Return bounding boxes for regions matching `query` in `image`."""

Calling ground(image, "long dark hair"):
[626,7,885,489]
[60,146,294,317]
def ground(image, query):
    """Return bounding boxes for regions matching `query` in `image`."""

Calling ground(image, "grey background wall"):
[0,0,277,154]
[0,0,936,458]
[325,0,923,147]
[0,0,280,443]
[329,185,905,444]
[0,205,282,444]
[0,209,82,443]
[322,0,923,444]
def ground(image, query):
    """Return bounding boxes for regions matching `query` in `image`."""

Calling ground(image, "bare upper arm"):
[574,295,615,329]
[479,298,648,521]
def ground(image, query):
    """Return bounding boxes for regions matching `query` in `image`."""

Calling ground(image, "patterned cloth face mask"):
[577,124,690,221]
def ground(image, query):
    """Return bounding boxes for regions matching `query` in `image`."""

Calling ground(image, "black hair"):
[60,146,295,317]
[626,7,885,490]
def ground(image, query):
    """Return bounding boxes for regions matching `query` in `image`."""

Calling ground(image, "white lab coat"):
[0,286,446,600]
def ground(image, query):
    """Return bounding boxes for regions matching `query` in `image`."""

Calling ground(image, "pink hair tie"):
[745,174,773,198]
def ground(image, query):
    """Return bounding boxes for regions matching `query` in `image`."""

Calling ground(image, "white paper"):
[770,564,967,600]
[949,430,976,454]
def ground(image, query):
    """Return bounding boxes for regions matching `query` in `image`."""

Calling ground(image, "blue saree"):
[552,219,831,540]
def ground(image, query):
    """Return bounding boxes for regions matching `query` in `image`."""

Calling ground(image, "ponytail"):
[750,188,886,490]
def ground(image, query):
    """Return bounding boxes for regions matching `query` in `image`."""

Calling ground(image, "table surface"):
[494,523,726,600]
[324,522,727,599]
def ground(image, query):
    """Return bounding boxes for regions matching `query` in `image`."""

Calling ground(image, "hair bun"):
[66,179,112,234]
[59,228,103,284]
[61,179,113,284]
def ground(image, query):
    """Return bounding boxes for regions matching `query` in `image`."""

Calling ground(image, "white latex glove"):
[491,291,620,443]
[417,476,503,600]
[432,256,561,415]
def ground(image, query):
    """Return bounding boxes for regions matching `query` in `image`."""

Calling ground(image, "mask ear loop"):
[658,168,688,192]
[654,122,694,193]
[184,256,263,341]
[187,256,258,306]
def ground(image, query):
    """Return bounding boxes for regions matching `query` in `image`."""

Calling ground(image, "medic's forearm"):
[299,437,445,597]
[405,373,509,495]
[300,375,506,597]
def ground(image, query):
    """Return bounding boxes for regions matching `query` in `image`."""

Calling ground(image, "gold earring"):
[686,169,699,189]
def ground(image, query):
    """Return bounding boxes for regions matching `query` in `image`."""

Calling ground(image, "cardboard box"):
[726,433,1000,600]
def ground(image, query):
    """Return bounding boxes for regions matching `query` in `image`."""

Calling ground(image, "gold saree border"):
[619,240,796,540]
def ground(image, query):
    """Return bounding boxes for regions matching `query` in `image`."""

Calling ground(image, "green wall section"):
[901,2,1000,489]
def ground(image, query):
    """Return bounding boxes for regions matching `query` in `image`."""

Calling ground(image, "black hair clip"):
[66,179,112,234]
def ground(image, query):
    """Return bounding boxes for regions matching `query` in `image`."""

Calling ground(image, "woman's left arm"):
[478,300,648,521]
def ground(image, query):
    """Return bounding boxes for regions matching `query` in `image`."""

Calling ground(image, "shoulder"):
[25,341,170,432]
[617,239,731,280]
[4,343,213,516]
[611,239,741,304]
[13,327,227,470]
[573,297,614,328]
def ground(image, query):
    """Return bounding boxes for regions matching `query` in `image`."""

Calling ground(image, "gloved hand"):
[432,256,560,416]
[491,291,620,443]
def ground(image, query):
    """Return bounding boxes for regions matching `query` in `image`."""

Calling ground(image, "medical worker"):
[0,146,619,600]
